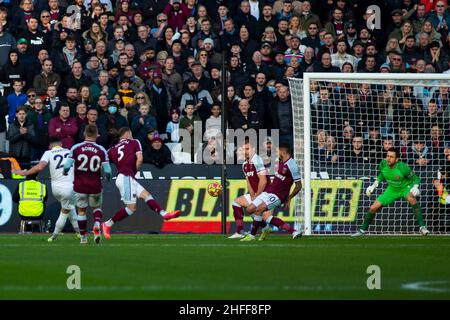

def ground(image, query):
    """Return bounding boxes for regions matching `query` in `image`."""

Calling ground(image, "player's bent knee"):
[247,205,256,213]
[126,204,137,213]
[408,195,417,205]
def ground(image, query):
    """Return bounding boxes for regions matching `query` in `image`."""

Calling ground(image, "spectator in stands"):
[131,103,158,145]
[205,104,221,140]
[64,61,92,92]
[75,103,87,128]
[338,124,354,152]
[313,129,328,162]
[398,127,413,159]
[428,124,446,164]
[323,135,343,164]
[180,76,213,123]
[44,85,61,116]
[0,50,25,97]
[299,1,321,34]
[90,70,116,101]
[147,69,171,133]
[33,58,61,96]
[425,40,448,73]
[78,107,109,146]
[331,39,357,70]
[27,97,52,161]
[163,0,189,32]
[6,80,27,124]
[366,125,384,163]
[7,106,36,168]
[19,17,47,56]
[231,98,261,131]
[407,137,432,167]
[180,101,201,152]
[196,136,223,164]
[166,108,181,143]
[270,85,293,146]
[143,136,172,168]
[310,52,341,72]
[48,104,78,149]
[344,135,368,163]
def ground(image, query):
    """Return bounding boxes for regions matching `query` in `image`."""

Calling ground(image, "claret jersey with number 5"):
[108,138,142,177]
[69,141,109,194]
[40,146,73,189]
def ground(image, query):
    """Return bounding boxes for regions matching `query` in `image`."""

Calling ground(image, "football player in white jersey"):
[15,138,80,241]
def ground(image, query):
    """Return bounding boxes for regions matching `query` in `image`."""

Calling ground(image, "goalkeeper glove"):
[410,184,420,197]
[366,181,379,197]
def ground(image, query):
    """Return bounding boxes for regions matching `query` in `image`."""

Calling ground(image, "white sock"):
[254,215,263,222]
[54,212,68,235]
[159,209,167,217]
[265,216,273,224]
[105,219,114,227]
[68,208,80,232]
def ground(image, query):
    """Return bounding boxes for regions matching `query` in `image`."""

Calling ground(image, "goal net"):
[289,74,450,235]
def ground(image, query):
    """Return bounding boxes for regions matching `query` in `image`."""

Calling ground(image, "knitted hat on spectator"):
[380,63,391,71]
[203,38,214,46]
[151,137,163,144]
[261,42,272,48]
[185,77,199,84]
[173,0,181,3]
[17,38,28,44]
[152,69,162,78]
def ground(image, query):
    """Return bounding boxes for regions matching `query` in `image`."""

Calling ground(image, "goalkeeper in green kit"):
[353,148,430,236]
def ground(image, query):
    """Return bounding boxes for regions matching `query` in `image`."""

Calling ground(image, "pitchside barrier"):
[0,164,448,233]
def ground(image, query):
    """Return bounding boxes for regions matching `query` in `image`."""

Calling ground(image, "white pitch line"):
[402,281,450,293]
[1,243,450,248]
[0,284,365,292]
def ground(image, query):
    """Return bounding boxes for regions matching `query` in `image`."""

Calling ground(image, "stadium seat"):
[172,152,192,164]
[19,219,44,234]
[165,143,182,153]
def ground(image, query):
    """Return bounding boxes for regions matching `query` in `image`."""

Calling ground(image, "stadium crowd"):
[1,0,450,170]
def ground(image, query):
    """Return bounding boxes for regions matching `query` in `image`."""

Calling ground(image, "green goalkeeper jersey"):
[376,160,420,189]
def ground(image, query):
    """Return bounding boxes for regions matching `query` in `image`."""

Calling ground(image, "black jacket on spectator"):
[6,117,36,165]
[140,0,170,27]
[18,29,48,56]
[231,110,262,130]
[0,95,7,134]
[229,66,249,93]
[239,39,260,65]
[235,10,259,40]
[0,52,27,96]
[143,143,172,168]
[78,121,109,147]
[148,82,172,133]
[63,73,93,91]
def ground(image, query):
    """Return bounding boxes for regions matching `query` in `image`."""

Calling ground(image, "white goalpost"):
[290,73,450,235]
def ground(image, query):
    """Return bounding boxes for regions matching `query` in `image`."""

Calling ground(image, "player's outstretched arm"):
[255,173,267,197]
[15,161,48,177]
[284,180,302,210]
[102,162,112,181]
[136,152,143,171]
[63,158,75,175]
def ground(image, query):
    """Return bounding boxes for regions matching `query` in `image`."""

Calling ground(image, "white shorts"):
[244,193,252,205]
[53,187,75,211]
[74,192,103,209]
[252,192,281,210]
[115,174,145,205]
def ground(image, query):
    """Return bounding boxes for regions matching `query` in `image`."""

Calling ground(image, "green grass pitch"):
[0,234,449,299]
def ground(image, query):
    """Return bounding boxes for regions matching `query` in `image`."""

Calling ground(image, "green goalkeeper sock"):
[411,203,425,227]
[360,212,375,231]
